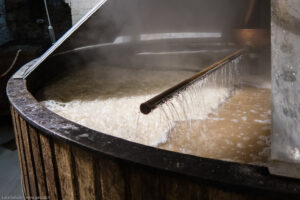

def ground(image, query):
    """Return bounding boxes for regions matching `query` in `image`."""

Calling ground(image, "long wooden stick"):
[140,48,244,114]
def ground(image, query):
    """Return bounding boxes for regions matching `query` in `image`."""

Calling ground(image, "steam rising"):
[64,0,251,49]
[36,0,271,162]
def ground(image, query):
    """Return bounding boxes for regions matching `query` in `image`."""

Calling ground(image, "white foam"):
[40,65,230,147]
[254,119,271,124]
[241,116,247,121]
[231,119,238,123]
[237,143,244,148]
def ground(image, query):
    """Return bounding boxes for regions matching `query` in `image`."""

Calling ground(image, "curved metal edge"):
[5,64,300,197]
[13,58,39,79]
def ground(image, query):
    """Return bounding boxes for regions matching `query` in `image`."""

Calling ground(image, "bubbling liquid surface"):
[158,86,271,164]
[39,65,230,146]
[39,64,270,164]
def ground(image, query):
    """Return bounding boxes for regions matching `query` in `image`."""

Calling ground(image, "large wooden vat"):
[6,0,300,199]
[7,41,300,200]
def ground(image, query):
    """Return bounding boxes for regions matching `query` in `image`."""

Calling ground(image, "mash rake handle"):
[140,48,244,114]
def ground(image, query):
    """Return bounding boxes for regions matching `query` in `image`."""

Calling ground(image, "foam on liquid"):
[39,63,271,164]
[39,65,230,146]
[159,86,271,164]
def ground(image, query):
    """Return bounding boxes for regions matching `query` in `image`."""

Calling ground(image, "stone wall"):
[269,0,300,178]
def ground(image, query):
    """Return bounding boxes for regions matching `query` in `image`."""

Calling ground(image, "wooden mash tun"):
[8,0,300,199]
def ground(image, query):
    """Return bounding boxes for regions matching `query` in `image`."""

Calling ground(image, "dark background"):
[0,0,72,117]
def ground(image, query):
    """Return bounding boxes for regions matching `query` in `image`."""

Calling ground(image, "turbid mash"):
[39,63,270,164]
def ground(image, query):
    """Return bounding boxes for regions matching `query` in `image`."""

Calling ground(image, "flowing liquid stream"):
[39,57,271,165]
